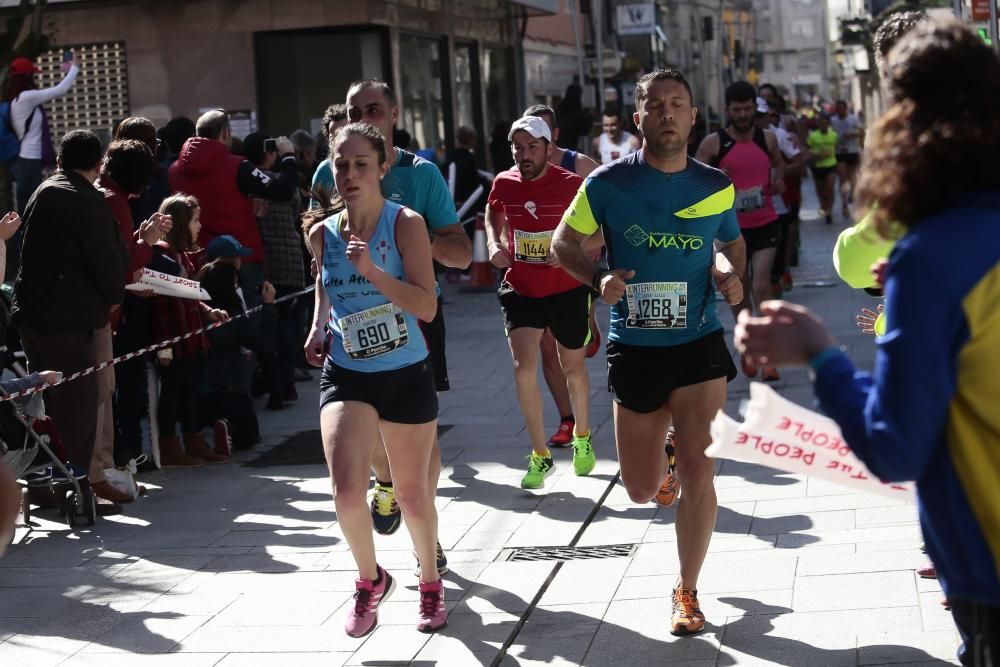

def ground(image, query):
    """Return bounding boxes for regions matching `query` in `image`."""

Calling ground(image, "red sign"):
[973,0,993,21]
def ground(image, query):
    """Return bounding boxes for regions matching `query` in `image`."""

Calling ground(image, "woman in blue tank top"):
[303,123,448,637]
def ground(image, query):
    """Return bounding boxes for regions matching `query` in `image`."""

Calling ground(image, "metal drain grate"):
[502,543,637,562]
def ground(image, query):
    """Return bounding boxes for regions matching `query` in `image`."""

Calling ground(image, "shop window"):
[36,42,129,143]
[399,33,446,155]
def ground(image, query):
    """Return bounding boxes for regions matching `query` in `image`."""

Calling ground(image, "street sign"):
[973,0,992,21]
[616,3,656,36]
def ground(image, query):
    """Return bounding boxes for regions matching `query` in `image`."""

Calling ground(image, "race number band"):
[625,281,688,329]
[513,229,553,263]
[735,186,765,213]
[338,303,409,360]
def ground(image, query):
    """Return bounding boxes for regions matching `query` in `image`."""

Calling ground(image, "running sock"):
[376,479,393,488]
[561,415,575,423]
[573,429,590,438]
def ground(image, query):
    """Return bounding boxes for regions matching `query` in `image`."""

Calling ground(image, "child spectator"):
[151,194,230,467]
[198,235,278,450]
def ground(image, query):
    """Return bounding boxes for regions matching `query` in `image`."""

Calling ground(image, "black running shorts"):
[607,329,737,414]
[498,282,593,350]
[741,220,780,257]
[319,359,438,424]
[419,296,450,392]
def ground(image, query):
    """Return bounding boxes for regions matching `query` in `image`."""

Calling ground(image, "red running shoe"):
[548,417,575,448]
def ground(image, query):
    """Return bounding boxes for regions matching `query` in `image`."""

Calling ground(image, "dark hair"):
[58,129,104,172]
[523,104,556,126]
[873,10,926,68]
[725,81,756,106]
[321,103,348,140]
[195,109,230,140]
[114,116,158,154]
[602,107,622,120]
[159,193,200,251]
[159,116,196,155]
[456,125,477,147]
[347,79,397,108]
[635,69,693,108]
[301,122,389,234]
[101,139,155,195]
[3,73,35,103]
[242,131,269,166]
[857,20,1000,235]
[758,83,779,97]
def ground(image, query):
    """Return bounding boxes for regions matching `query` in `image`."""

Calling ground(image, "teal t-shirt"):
[563,152,740,346]
[382,149,459,230]
[309,158,335,210]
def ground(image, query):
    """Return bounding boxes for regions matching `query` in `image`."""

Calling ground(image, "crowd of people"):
[0,9,996,664]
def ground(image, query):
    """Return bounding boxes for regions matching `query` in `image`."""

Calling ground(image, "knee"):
[331,478,369,512]
[393,482,431,519]
[512,358,536,384]
[621,473,660,504]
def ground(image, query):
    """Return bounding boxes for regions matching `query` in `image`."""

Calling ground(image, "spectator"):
[555,83,591,151]
[243,132,307,410]
[92,139,162,506]
[114,116,169,224]
[11,130,128,513]
[444,125,487,218]
[4,54,80,281]
[290,129,318,210]
[158,116,195,167]
[198,236,278,450]
[150,194,230,467]
[489,120,515,173]
[311,103,349,210]
[167,108,297,311]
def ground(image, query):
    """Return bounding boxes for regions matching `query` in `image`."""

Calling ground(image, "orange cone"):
[460,213,497,293]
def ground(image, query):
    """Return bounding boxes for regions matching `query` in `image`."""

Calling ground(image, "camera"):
[264,138,277,153]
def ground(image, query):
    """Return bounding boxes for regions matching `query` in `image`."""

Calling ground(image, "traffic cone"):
[460,213,497,293]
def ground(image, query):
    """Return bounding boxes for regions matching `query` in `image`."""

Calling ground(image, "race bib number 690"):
[625,282,688,329]
[338,303,409,360]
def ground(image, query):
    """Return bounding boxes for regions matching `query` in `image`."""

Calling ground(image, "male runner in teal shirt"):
[553,69,745,636]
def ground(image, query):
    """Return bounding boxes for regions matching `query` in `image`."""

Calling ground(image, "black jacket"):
[12,170,129,333]
[199,261,277,393]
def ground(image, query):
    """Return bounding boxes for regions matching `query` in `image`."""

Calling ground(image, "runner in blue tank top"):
[304,123,448,637]
[521,104,603,448]
[552,70,747,637]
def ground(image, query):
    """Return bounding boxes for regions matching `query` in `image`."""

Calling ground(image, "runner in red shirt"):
[484,116,601,489]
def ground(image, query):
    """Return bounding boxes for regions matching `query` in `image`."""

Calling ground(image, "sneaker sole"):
[573,461,596,476]
[670,622,705,637]
[417,619,448,634]
[653,495,678,509]
[521,463,555,489]
[372,511,402,536]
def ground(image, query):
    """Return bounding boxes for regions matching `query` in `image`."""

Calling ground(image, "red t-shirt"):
[487,164,583,298]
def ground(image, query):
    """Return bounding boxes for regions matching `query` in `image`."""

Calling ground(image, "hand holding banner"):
[126,268,210,300]
[707,383,914,500]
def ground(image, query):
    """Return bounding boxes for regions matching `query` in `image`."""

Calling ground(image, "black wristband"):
[591,269,607,291]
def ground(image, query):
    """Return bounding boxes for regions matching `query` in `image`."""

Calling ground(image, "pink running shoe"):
[345,566,395,638]
[417,579,448,633]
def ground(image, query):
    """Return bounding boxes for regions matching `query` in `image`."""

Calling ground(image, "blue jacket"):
[814,193,1000,606]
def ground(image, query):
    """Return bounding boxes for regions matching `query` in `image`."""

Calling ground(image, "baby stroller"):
[0,285,96,530]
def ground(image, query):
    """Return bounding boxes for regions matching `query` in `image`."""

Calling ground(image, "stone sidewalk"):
[0,185,960,666]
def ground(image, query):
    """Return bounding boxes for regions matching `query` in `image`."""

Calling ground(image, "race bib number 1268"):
[625,282,688,329]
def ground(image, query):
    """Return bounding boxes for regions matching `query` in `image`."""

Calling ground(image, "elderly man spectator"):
[167,109,297,310]
[12,130,128,508]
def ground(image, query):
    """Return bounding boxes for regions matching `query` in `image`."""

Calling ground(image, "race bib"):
[625,282,687,329]
[735,186,765,213]
[338,303,408,360]
[514,229,552,264]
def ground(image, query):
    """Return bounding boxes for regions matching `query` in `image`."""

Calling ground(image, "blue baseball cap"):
[205,234,252,260]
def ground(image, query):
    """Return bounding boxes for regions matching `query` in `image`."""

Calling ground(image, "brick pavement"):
[0,182,960,666]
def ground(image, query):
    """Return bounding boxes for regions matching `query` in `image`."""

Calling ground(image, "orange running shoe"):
[741,354,758,378]
[654,428,680,508]
[761,366,781,382]
[671,586,706,636]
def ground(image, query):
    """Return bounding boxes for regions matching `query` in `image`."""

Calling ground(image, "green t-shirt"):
[807,129,838,168]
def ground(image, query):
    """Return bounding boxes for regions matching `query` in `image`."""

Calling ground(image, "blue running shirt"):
[382,149,459,230]
[321,200,428,372]
[562,152,740,346]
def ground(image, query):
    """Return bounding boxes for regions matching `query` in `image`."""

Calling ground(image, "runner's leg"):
[750,247,778,315]
[613,401,672,503]
[322,400,381,581]
[508,327,548,455]
[670,376,726,590]
[540,330,574,418]
[381,419,439,584]
[556,342,589,436]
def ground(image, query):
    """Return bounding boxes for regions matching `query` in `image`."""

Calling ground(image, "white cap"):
[507,116,552,143]
[756,96,770,114]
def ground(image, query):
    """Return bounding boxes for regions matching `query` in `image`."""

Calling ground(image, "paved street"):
[0,183,960,666]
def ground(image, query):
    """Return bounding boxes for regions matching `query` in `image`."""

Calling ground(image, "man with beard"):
[552,69,745,636]
[483,116,598,489]
[696,81,785,381]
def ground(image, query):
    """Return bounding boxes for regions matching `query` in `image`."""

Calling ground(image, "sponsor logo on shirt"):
[623,224,704,250]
